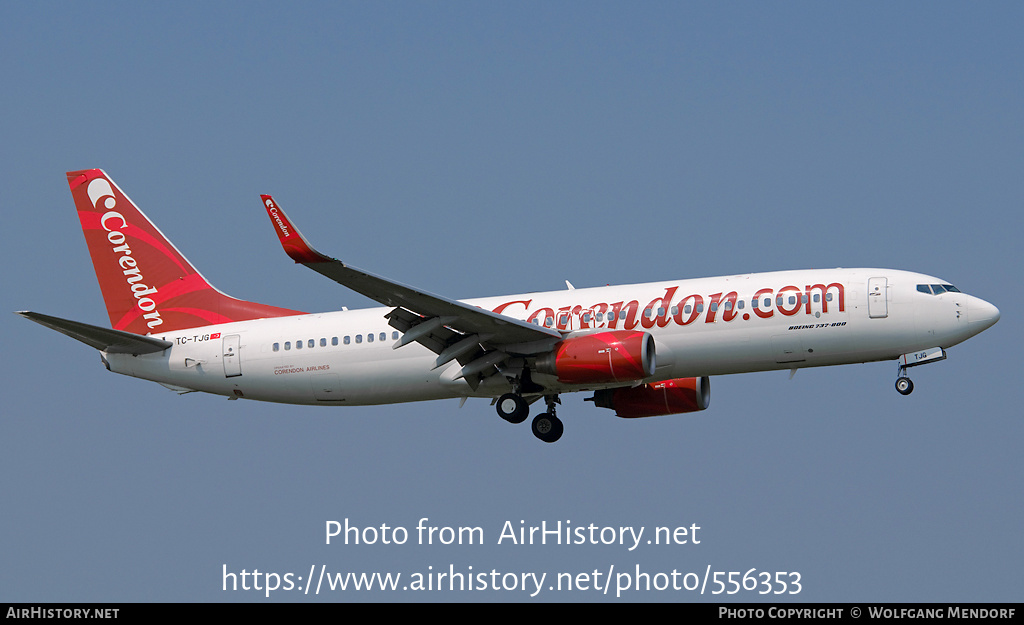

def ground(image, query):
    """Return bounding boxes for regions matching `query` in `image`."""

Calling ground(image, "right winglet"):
[261,195,332,264]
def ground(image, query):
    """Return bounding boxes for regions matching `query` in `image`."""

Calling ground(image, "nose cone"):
[968,296,1000,332]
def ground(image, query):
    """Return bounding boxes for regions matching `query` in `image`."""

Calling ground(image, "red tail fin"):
[67,169,304,334]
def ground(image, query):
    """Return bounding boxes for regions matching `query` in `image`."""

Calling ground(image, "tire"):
[496,393,528,424]
[531,413,563,443]
[895,377,914,396]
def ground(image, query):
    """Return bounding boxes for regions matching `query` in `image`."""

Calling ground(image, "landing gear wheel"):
[531,413,563,443]
[496,393,528,424]
[895,376,914,396]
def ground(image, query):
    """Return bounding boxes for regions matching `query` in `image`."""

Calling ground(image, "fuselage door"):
[223,334,242,377]
[868,277,888,318]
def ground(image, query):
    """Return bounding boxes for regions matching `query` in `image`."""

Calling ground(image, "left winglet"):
[262,195,332,264]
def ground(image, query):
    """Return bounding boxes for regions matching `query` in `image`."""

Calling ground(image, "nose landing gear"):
[893,347,946,396]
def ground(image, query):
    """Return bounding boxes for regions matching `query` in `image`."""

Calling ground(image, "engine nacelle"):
[535,330,655,384]
[589,376,711,418]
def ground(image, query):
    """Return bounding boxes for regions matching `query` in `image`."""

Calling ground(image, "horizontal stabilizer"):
[17,311,172,355]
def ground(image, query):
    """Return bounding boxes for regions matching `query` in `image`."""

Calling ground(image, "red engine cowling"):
[535,330,656,384]
[589,376,711,418]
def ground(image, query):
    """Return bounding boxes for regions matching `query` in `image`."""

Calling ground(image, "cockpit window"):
[919,283,961,295]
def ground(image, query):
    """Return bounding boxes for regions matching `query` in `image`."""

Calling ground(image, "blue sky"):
[2,2,1020,601]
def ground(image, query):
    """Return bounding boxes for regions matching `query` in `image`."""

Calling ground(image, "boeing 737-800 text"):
[19,170,1000,442]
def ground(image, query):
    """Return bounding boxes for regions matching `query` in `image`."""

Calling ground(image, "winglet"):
[261,195,333,264]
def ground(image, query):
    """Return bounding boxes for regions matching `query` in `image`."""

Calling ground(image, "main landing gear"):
[531,396,563,444]
[494,392,563,443]
[496,392,529,424]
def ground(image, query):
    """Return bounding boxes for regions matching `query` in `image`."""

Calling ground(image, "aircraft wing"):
[261,196,561,387]
[17,311,172,354]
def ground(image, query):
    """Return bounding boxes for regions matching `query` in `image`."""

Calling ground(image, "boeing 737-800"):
[18,169,1000,442]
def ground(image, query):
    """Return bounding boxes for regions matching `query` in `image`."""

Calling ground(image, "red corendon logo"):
[492,283,845,332]
[89,178,164,329]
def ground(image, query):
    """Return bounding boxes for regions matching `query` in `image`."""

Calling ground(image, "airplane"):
[18,169,1001,443]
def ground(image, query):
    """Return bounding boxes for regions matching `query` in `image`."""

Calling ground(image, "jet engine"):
[535,330,655,384]
[588,376,710,418]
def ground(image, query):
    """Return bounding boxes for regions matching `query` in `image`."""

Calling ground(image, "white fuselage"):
[102,268,999,406]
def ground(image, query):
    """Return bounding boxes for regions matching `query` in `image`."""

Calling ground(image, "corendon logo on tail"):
[89,178,164,329]
[264,198,291,238]
[492,283,845,332]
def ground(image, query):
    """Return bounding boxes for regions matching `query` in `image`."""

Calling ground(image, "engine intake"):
[535,330,655,384]
[589,376,711,418]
